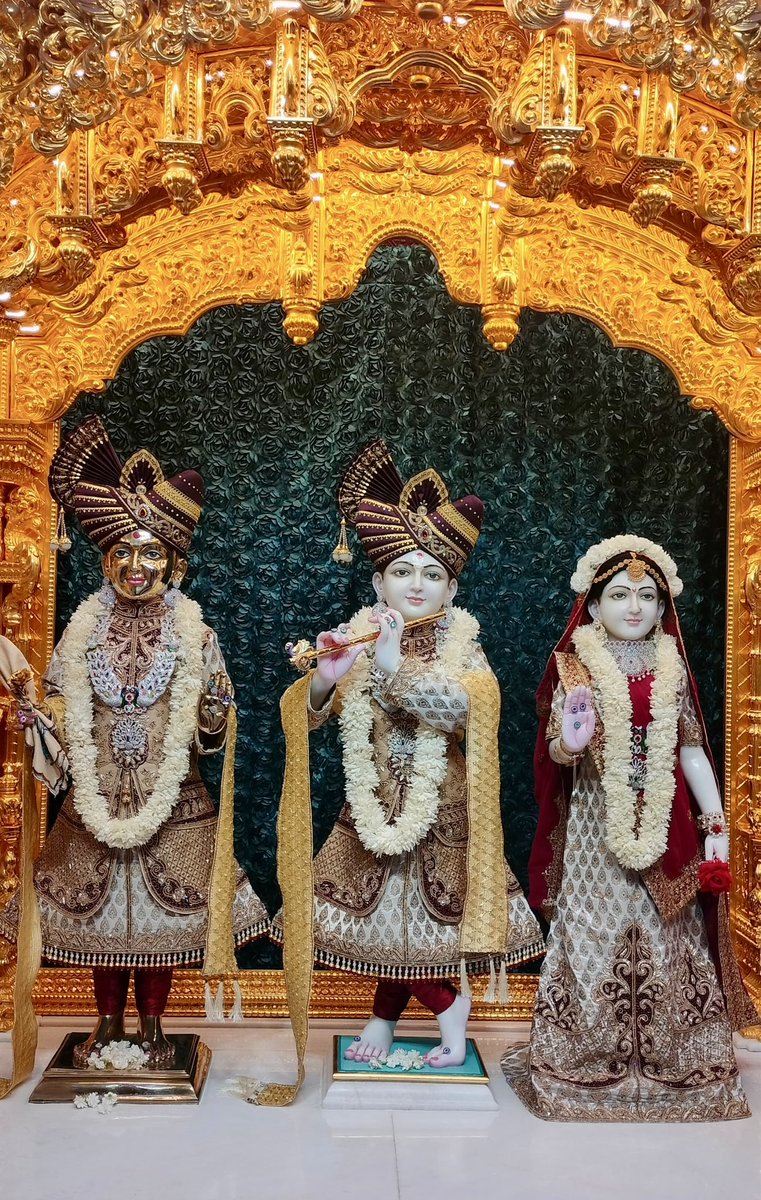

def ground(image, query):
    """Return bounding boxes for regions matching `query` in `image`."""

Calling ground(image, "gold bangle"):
[555,736,580,765]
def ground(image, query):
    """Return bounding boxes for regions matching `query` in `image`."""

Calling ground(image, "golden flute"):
[285,610,446,673]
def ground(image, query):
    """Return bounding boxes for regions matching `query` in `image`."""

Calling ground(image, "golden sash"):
[203,704,239,978]
[0,752,41,1099]
[253,668,507,1106]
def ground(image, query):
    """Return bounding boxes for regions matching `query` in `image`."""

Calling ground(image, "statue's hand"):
[315,627,365,687]
[197,672,233,736]
[561,685,596,753]
[369,608,403,677]
[705,834,729,864]
[16,700,36,730]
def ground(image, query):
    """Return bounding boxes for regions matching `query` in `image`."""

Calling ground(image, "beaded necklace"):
[605,634,657,681]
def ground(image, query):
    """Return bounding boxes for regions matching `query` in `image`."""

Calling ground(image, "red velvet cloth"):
[93,967,130,1016]
[529,588,710,915]
[372,979,457,1021]
[92,966,175,1016]
[630,673,700,885]
[134,967,173,1017]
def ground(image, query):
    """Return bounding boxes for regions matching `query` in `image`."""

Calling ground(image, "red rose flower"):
[698,858,732,895]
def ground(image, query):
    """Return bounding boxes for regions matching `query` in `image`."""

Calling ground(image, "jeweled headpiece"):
[337,440,483,576]
[570,535,683,597]
[49,415,204,555]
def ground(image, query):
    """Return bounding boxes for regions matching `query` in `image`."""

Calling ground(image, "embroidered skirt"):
[502,762,749,1122]
[272,852,544,980]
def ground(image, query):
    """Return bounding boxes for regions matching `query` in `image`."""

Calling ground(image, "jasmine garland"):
[573,623,682,871]
[61,589,205,850]
[338,606,479,858]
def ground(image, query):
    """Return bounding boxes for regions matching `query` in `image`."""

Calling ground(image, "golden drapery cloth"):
[459,669,509,956]
[203,704,239,978]
[253,668,508,1106]
[0,752,41,1099]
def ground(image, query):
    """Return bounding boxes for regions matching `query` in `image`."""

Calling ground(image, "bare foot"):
[72,1014,126,1067]
[423,993,471,1068]
[344,1017,396,1063]
[136,1015,175,1066]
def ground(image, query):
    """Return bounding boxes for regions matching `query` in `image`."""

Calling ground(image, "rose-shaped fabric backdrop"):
[57,244,728,969]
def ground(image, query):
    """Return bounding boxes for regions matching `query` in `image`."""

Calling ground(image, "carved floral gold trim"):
[0,967,538,1029]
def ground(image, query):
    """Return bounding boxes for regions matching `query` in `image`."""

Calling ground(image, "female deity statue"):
[0,416,268,1065]
[502,536,758,1121]
[271,440,542,1091]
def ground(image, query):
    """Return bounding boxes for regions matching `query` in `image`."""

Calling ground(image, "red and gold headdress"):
[49,415,204,555]
[337,440,483,576]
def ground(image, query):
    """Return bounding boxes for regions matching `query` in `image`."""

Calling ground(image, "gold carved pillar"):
[0,419,56,917]
[731,441,761,1003]
[280,161,324,344]
[481,160,523,350]
[623,73,684,228]
[747,558,761,816]
[159,52,209,215]
[723,130,761,314]
[743,541,761,975]
[0,320,15,421]
[268,16,318,192]
[50,130,109,282]
[513,26,583,201]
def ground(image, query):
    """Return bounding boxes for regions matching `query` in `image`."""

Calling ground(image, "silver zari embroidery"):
[110,716,149,769]
[87,605,179,711]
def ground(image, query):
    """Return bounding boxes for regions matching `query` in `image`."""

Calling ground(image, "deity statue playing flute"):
[265,441,543,1102]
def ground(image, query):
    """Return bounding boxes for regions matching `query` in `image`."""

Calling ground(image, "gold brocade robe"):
[272,623,543,978]
[0,597,268,967]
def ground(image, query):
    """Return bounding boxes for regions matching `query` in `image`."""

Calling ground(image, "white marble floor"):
[2,1017,761,1200]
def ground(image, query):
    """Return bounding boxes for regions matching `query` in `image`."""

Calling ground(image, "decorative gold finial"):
[332,516,353,565]
[50,506,71,554]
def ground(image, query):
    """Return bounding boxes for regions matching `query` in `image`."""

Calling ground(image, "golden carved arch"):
[353,49,499,99]
[9,155,761,438]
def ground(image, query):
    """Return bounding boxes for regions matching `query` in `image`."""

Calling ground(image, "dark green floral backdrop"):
[58,244,728,970]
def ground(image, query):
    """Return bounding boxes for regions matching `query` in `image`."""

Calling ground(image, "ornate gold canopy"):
[3,0,761,1021]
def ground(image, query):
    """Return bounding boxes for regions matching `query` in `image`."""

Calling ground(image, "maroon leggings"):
[92,967,173,1017]
[372,979,457,1021]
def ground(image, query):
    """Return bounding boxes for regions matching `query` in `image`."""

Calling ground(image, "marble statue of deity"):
[502,536,759,1122]
[269,440,543,1097]
[0,416,268,1065]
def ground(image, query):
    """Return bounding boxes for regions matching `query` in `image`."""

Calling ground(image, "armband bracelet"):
[370,663,392,692]
[696,812,728,838]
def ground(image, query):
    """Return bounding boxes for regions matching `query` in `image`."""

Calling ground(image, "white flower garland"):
[573,624,682,871]
[61,590,205,850]
[338,606,479,857]
[571,535,683,597]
